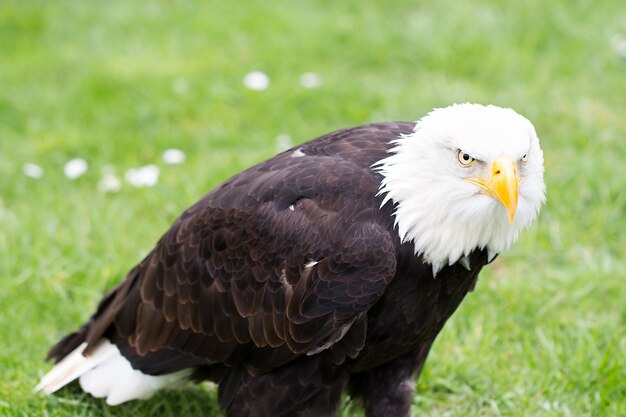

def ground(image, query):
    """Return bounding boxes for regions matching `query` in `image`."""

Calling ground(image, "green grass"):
[1,0,625,415]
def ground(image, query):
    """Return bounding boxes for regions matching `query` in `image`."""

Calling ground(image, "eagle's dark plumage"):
[37,104,546,417]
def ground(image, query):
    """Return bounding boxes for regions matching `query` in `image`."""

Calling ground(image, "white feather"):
[487,247,499,263]
[34,341,116,395]
[35,339,192,405]
[375,103,546,271]
[305,259,319,268]
[459,255,471,271]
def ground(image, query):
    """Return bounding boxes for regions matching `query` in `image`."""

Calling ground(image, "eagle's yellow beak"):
[466,157,519,223]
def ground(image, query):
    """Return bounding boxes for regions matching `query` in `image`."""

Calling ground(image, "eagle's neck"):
[373,132,528,276]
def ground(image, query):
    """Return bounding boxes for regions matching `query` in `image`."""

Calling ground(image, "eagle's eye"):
[521,153,528,162]
[457,150,475,166]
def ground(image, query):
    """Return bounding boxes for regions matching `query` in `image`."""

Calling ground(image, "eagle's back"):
[46,122,420,377]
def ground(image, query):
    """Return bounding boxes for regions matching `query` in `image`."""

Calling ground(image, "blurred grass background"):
[1,0,625,416]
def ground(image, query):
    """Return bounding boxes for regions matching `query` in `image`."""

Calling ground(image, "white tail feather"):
[34,340,117,395]
[35,339,192,405]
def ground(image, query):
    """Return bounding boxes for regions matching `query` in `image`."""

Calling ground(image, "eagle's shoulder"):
[190,121,415,214]
[297,121,415,165]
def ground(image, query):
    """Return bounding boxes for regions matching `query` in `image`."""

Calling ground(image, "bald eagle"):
[36,103,546,417]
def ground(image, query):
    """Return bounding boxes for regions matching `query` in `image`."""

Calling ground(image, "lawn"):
[1,0,625,416]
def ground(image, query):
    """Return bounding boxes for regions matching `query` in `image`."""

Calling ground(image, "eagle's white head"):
[376,103,546,275]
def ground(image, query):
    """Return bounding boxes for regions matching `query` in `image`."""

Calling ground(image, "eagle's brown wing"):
[47,123,413,376]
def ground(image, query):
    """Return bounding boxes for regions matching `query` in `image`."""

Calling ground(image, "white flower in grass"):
[125,165,159,187]
[162,148,186,165]
[610,34,626,57]
[172,78,189,95]
[275,134,292,152]
[243,71,270,91]
[23,163,44,179]
[99,172,122,193]
[299,72,323,89]
[64,158,88,179]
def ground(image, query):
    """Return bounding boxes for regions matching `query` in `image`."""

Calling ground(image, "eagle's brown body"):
[47,122,491,417]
